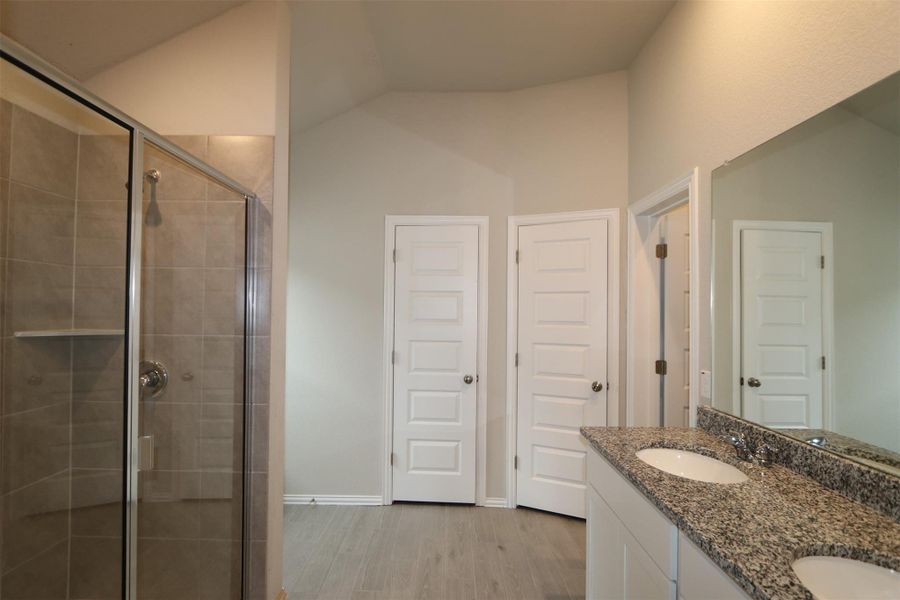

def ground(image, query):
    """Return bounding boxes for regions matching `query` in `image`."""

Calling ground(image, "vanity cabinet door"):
[588,485,676,600]
[622,524,677,600]
[677,533,750,600]
[588,449,678,578]
[588,486,623,599]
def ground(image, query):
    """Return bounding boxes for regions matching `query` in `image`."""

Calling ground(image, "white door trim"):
[626,169,701,426]
[382,215,489,506]
[730,220,834,429]
[506,208,620,510]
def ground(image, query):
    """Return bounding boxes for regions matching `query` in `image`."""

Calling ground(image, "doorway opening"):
[627,169,700,427]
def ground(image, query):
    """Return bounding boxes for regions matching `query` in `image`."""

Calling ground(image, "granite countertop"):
[580,426,900,600]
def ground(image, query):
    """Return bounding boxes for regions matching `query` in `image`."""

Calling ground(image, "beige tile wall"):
[68,131,130,600]
[1,98,80,600]
[135,135,273,600]
[0,100,273,600]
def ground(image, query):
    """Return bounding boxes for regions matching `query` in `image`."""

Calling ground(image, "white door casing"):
[626,169,700,428]
[515,218,609,518]
[662,206,691,427]
[391,224,479,503]
[740,228,824,428]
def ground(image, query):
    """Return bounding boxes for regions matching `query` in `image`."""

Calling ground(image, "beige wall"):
[712,106,899,451]
[285,72,628,500]
[84,2,281,136]
[628,0,900,393]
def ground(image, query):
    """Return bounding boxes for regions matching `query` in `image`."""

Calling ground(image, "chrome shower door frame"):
[0,34,260,600]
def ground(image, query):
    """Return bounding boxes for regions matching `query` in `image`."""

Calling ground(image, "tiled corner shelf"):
[13,329,125,339]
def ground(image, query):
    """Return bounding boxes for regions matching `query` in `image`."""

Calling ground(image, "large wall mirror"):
[711,72,899,476]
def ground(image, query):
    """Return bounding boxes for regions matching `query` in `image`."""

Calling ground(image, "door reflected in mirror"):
[711,71,900,475]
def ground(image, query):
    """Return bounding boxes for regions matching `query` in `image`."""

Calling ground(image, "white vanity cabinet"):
[587,449,751,600]
[677,533,749,600]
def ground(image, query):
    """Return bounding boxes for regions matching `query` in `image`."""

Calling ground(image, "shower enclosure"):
[0,38,268,599]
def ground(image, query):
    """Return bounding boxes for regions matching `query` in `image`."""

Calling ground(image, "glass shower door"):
[134,140,248,600]
[0,54,132,598]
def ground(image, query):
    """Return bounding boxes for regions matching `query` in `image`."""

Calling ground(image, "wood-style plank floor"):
[283,503,585,600]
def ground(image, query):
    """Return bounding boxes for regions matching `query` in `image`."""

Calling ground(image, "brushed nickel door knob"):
[463,374,474,385]
[591,381,603,392]
[747,377,762,388]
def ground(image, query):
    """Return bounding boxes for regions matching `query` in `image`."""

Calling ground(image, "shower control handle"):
[140,360,169,399]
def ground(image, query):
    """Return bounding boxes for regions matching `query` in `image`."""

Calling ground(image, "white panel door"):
[741,229,823,428]
[662,206,691,427]
[517,219,608,518]
[393,224,478,503]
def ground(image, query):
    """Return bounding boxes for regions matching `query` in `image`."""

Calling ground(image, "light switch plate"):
[700,370,712,400]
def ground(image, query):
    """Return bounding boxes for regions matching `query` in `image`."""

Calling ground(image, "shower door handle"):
[138,435,154,471]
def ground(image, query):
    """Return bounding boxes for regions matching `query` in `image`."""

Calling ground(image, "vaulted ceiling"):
[292,0,674,130]
[0,0,243,79]
[1,1,676,131]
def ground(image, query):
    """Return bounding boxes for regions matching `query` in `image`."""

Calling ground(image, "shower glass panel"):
[136,141,247,600]
[0,56,131,598]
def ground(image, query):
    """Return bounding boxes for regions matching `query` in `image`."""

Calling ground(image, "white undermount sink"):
[792,556,900,600]
[635,448,749,484]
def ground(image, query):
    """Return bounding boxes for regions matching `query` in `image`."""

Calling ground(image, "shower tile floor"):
[283,503,585,600]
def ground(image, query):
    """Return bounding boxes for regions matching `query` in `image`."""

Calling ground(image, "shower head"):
[143,168,162,226]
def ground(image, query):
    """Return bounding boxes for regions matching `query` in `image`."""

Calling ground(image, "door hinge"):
[390,452,396,466]
[393,248,397,263]
[656,243,668,259]
[740,376,745,386]
[655,359,667,375]
[514,455,518,470]
[392,350,397,364]
[514,353,519,367]
[515,249,520,264]
[820,255,825,269]
[821,356,826,370]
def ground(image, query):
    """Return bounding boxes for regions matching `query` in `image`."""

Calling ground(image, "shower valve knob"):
[139,360,169,399]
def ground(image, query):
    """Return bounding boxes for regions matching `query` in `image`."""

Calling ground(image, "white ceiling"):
[292,0,673,130]
[1,0,675,131]
[0,0,243,80]
[364,0,675,92]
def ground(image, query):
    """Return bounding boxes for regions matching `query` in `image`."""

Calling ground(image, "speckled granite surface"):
[780,428,900,471]
[580,425,900,600]
[699,407,900,519]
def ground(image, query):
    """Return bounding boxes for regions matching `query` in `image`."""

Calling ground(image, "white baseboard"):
[283,494,383,506]
[482,497,509,508]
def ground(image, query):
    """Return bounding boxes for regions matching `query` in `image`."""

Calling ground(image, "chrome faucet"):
[725,432,778,467]
[753,443,778,467]
[726,433,754,462]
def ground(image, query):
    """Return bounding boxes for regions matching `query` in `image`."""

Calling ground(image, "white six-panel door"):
[741,228,824,428]
[392,224,479,503]
[516,219,608,518]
